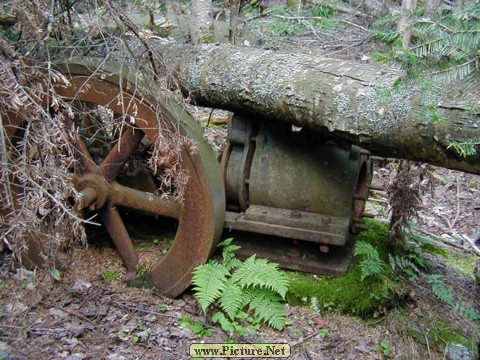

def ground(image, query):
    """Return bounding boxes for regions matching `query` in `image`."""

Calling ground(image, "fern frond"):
[192,262,230,312]
[425,274,454,305]
[218,281,244,320]
[231,255,289,298]
[453,302,480,321]
[359,258,386,281]
[355,240,378,257]
[391,254,421,279]
[245,288,286,330]
[217,238,243,270]
[355,241,386,280]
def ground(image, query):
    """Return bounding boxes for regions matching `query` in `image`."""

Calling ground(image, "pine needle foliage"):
[447,137,480,158]
[192,238,290,332]
[373,3,479,81]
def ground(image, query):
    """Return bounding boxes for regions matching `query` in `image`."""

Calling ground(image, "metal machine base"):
[222,230,356,276]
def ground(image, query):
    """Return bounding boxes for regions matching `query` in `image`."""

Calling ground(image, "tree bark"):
[156,43,480,175]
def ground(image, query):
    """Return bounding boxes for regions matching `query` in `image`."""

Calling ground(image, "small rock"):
[106,355,126,360]
[175,300,186,308]
[71,278,92,293]
[6,302,28,316]
[445,343,474,360]
[61,337,81,348]
[313,316,327,328]
[355,340,371,354]
[473,199,480,209]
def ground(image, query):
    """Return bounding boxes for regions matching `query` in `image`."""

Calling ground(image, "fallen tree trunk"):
[155,43,480,175]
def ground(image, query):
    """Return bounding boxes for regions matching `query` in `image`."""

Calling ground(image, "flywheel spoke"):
[99,204,139,280]
[65,118,98,174]
[111,182,181,220]
[100,127,144,182]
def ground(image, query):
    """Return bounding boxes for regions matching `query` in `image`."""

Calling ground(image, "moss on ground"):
[285,220,404,317]
[410,233,477,279]
[441,251,477,280]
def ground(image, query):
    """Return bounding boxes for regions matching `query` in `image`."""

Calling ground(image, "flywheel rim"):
[5,60,225,297]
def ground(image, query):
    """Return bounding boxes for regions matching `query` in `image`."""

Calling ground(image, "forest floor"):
[1,4,479,360]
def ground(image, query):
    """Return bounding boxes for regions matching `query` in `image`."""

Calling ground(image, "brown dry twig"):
[388,161,430,250]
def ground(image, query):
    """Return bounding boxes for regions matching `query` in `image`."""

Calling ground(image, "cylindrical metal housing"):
[249,124,363,219]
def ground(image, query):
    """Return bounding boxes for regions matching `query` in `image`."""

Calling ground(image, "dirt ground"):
[1,5,480,360]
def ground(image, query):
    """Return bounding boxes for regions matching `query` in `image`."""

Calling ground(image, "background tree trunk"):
[397,0,419,47]
[190,0,213,43]
[156,43,480,175]
[229,0,245,45]
[424,0,443,19]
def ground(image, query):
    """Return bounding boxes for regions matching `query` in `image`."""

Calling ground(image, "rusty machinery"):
[221,114,371,275]
[2,61,372,297]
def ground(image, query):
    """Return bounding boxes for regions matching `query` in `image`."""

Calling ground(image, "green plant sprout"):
[102,270,119,282]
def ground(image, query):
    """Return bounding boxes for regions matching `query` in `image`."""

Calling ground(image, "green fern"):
[355,240,387,280]
[425,274,480,321]
[191,262,230,312]
[355,232,478,322]
[453,302,480,321]
[218,238,243,271]
[390,254,421,280]
[218,281,244,320]
[244,288,286,331]
[231,255,289,298]
[211,311,248,336]
[192,239,290,333]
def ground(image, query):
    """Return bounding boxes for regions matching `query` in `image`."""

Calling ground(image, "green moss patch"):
[441,251,477,280]
[410,233,477,279]
[285,220,404,317]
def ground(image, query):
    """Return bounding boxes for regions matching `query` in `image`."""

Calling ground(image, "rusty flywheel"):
[3,60,225,297]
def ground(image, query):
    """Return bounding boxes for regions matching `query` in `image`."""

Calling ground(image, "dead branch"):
[462,235,480,257]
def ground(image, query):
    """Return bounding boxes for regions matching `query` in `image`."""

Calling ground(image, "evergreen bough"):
[192,238,290,332]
